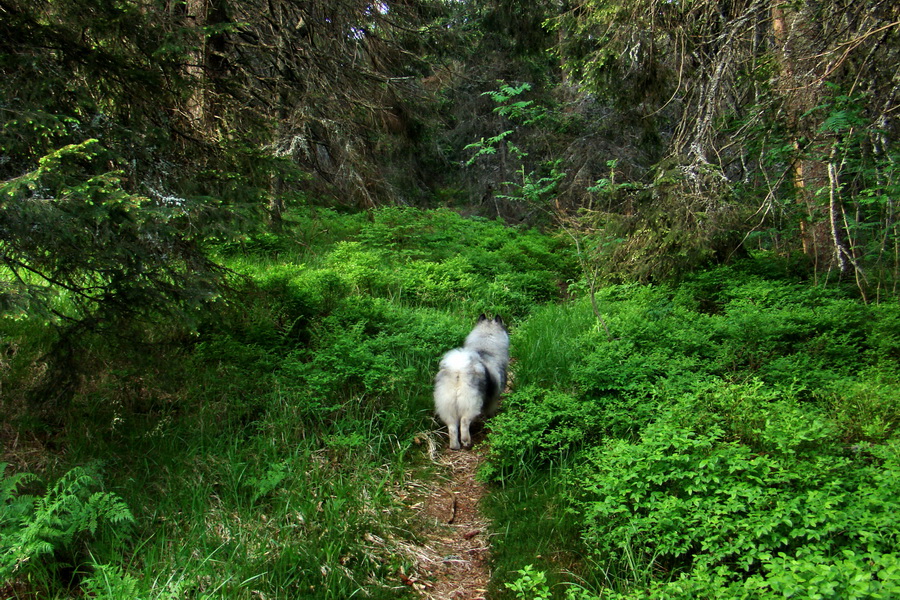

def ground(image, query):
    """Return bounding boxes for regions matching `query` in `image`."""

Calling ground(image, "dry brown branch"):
[447,494,458,525]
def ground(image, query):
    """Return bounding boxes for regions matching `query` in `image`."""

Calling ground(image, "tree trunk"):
[827,148,849,276]
[186,0,227,136]
[771,2,830,268]
[269,0,289,229]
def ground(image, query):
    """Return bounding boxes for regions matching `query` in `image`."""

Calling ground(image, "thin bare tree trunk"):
[772,2,830,267]
[828,144,870,299]
[828,151,849,276]
[186,0,227,137]
[269,0,288,229]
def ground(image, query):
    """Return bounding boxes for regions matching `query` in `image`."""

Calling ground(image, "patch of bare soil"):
[397,430,493,600]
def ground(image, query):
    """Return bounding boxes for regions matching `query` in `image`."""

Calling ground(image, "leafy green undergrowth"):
[486,262,900,598]
[221,206,576,319]
[0,206,573,598]
[5,206,900,598]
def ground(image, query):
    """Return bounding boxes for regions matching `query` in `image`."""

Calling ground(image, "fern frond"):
[0,465,134,581]
[0,463,38,500]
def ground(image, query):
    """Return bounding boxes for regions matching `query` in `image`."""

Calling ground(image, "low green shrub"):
[504,564,553,600]
[824,374,900,443]
[325,241,394,296]
[396,256,479,307]
[482,386,605,481]
[488,263,900,598]
[570,394,900,598]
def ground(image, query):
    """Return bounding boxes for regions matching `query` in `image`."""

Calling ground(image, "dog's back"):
[463,315,509,416]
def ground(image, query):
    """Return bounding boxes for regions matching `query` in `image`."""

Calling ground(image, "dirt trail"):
[399,432,493,599]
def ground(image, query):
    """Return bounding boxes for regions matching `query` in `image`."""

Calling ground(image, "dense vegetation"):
[1,207,575,598]
[2,0,899,598]
[489,265,900,598]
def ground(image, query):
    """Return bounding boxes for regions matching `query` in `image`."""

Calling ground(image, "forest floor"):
[397,429,493,600]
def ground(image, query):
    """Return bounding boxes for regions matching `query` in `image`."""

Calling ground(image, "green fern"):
[0,463,134,581]
[82,563,142,599]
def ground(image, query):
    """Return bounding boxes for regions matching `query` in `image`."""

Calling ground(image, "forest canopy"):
[2,0,898,313]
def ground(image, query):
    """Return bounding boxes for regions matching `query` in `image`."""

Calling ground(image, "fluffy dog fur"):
[434,315,509,450]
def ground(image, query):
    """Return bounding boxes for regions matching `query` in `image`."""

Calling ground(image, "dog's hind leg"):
[460,416,473,449]
[447,420,461,451]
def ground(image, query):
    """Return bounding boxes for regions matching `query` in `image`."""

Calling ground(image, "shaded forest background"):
[1,0,900,598]
[3,0,898,322]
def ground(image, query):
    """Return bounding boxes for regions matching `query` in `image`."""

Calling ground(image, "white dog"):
[434,315,509,450]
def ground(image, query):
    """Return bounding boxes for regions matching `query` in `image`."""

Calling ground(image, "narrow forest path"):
[397,431,493,599]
